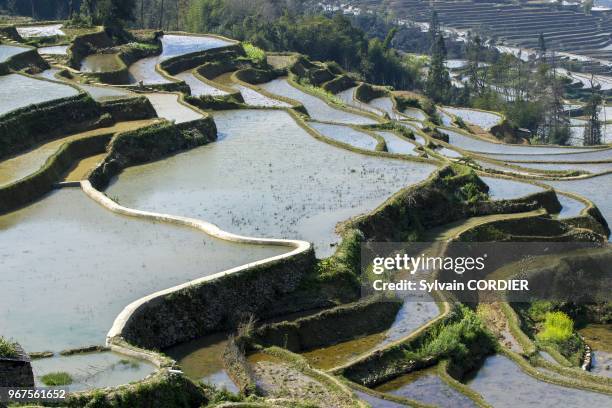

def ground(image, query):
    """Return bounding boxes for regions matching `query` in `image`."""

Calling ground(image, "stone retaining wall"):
[251,296,402,352]
[0,344,34,387]
[89,117,217,189]
[85,177,314,349]
[159,44,243,75]
[0,93,100,160]
[0,132,112,215]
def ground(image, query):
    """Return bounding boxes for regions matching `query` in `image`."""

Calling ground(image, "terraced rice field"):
[260,78,377,124]
[467,354,611,408]
[128,34,234,84]
[1,24,611,406]
[16,24,65,38]
[107,109,436,256]
[0,74,78,115]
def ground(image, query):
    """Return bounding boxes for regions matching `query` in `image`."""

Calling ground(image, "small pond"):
[260,78,377,125]
[0,74,78,116]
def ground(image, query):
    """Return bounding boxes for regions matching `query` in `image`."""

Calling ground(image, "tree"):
[584,0,594,15]
[538,32,546,58]
[584,75,603,146]
[466,33,485,96]
[425,34,451,103]
[428,9,440,46]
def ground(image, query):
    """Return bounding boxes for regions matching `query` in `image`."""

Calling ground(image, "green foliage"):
[185,1,418,89]
[455,117,467,129]
[537,311,574,343]
[242,42,266,64]
[461,182,488,204]
[405,306,496,369]
[425,24,451,103]
[0,337,18,358]
[41,372,73,386]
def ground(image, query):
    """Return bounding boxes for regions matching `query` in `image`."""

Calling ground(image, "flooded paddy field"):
[375,366,476,408]
[213,73,292,107]
[556,194,587,218]
[31,351,156,392]
[376,131,419,155]
[0,188,286,352]
[336,86,384,116]
[166,333,238,392]
[259,78,377,125]
[0,74,78,115]
[466,354,612,407]
[37,45,69,55]
[16,24,65,38]
[80,53,123,73]
[107,109,436,256]
[483,148,612,163]
[0,120,153,187]
[175,71,227,97]
[484,160,612,175]
[545,174,612,239]
[579,324,612,378]
[480,176,544,200]
[309,122,378,150]
[367,97,404,120]
[441,107,502,130]
[143,93,202,123]
[128,34,234,84]
[402,107,428,121]
[439,127,594,155]
[233,83,292,107]
[0,44,29,62]
[78,84,133,101]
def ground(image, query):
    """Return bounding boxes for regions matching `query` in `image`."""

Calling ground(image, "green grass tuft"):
[0,337,18,358]
[537,311,573,343]
[40,372,73,386]
[243,42,266,63]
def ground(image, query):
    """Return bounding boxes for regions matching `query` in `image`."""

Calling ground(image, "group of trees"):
[184,0,419,89]
[463,32,604,145]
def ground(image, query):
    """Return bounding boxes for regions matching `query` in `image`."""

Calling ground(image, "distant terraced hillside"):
[363,1,612,65]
